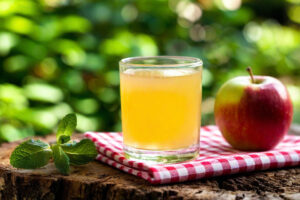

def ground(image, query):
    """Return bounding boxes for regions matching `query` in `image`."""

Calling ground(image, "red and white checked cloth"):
[84,125,300,184]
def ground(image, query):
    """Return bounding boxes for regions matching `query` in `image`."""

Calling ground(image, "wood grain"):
[1,128,300,200]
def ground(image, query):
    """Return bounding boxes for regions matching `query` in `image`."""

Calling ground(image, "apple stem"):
[246,67,255,83]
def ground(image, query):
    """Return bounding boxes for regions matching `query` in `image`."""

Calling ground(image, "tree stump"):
[1,129,300,200]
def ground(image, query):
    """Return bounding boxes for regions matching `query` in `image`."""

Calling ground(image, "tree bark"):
[1,129,300,200]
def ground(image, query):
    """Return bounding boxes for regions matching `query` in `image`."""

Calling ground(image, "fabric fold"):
[84,125,300,184]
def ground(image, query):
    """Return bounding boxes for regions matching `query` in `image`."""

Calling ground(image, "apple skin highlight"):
[215,76,293,151]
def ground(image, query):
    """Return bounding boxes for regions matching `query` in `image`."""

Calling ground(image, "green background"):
[0,0,299,142]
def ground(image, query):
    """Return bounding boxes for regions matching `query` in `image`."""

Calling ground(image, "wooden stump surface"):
[1,126,300,200]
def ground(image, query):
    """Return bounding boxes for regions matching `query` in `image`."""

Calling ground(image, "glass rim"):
[119,56,203,68]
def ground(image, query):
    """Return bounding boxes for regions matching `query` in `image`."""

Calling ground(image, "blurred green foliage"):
[0,0,300,142]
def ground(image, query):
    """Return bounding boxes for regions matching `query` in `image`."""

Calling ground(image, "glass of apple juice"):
[119,56,202,163]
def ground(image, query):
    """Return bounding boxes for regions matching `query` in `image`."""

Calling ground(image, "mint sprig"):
[10,113,97,175]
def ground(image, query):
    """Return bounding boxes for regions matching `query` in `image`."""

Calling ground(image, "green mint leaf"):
[52,144,70,175]
[56,113,77,144]
[10,139,52,169]
[61,139,97,165]
[58,135,71,144]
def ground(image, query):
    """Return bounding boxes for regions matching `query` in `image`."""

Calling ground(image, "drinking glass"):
[119,56,202,163]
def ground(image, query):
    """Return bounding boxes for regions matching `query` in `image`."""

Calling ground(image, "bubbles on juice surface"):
[123,68,197,77]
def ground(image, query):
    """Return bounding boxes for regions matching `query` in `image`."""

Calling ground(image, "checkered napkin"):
[84,125,300,184]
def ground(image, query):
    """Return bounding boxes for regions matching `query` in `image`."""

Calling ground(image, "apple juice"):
[120,68,202,150]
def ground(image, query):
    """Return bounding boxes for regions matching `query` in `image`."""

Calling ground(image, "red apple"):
[214,68,293,151]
